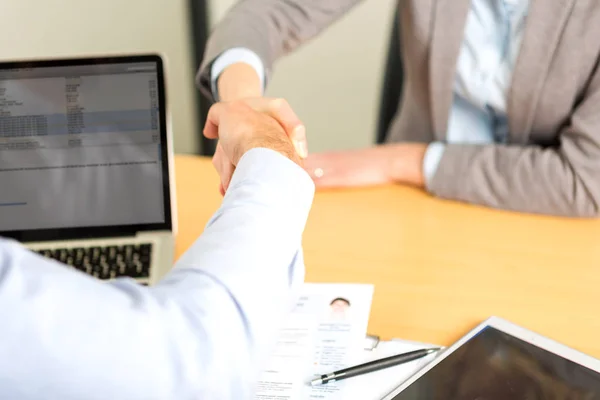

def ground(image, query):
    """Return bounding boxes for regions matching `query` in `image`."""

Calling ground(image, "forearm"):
[0,149,314,399]
[356,143,427,187]
[162,149,313,373]
[428,143,600,217]
[0,241,221,400]
[217,62,262,101]
[197,0,363,99]
[0,247,290,400]
[387,143,427,188]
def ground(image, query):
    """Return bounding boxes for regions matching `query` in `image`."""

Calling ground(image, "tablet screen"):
[390,327,600,399]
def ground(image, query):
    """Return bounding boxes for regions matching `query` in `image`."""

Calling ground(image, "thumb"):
[290,125,308,160]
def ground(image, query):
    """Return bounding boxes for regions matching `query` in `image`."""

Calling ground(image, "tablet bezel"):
[382,316,600,399]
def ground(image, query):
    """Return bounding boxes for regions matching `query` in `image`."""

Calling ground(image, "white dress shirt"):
[0,148,314,400]
[210,0,530,187]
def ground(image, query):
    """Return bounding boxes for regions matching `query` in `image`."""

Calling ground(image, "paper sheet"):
[255,315,317,400]
[255,283,374,400]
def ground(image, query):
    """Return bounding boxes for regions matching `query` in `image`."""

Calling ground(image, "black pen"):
[310,347,441,386]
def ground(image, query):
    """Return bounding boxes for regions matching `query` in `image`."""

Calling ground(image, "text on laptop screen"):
[0,60,167,234]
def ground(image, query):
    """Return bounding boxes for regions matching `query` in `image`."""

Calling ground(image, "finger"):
[213,143,236,193]
[222,163,235,192]
[212,144,227,184]
[268,99,308,159]
[203,103,226,140]
[289,125,308,159]
[214,153,227,197]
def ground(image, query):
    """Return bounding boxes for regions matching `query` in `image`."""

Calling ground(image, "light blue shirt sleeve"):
[422,142,446,189]
[211,48,266,101]
[0,148,314,400]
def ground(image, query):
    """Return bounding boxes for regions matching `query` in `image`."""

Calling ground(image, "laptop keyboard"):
[36,244,152,280]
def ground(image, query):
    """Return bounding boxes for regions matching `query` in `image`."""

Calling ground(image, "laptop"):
[0,55,176,285]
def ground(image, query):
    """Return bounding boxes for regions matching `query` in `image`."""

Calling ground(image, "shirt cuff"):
[423,142,446,190]
[227,148,315,217]
[210,48,266,101]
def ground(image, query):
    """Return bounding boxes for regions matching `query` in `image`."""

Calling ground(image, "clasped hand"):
[204,98,306,193]
[204,98,307,195]
[204,98,426,194]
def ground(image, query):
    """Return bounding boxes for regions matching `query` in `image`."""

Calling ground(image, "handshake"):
[204,98,308,195]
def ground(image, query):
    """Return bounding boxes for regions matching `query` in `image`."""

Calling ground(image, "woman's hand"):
[303,144,428,189]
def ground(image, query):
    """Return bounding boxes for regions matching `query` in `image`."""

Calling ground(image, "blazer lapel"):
[508,0,575,143]
[429,0,471,139]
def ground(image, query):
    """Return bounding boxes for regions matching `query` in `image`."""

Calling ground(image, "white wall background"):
[0,0,199,154]
[209,0,397,152]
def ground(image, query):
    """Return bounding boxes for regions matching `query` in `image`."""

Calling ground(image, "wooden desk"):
[175,155,600,358]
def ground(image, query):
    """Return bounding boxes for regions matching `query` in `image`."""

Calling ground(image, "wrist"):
[217,63,263,102]
[387,143,427,187]
[238,137,301,168]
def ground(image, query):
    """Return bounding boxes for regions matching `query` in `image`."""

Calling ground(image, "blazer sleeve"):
[428,64,600,218]
[196,0,363,101]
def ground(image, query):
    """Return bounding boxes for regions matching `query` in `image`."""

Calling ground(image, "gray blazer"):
[197,0,600,217]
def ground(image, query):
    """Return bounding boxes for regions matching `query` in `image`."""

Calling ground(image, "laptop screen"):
[0,55,172,242]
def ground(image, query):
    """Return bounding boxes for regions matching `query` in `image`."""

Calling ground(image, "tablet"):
[382,317,600,399]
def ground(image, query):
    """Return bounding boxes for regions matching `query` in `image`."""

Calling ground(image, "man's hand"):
[206,98,307,195]
[302,144,428,189]
[204,100,302,192]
